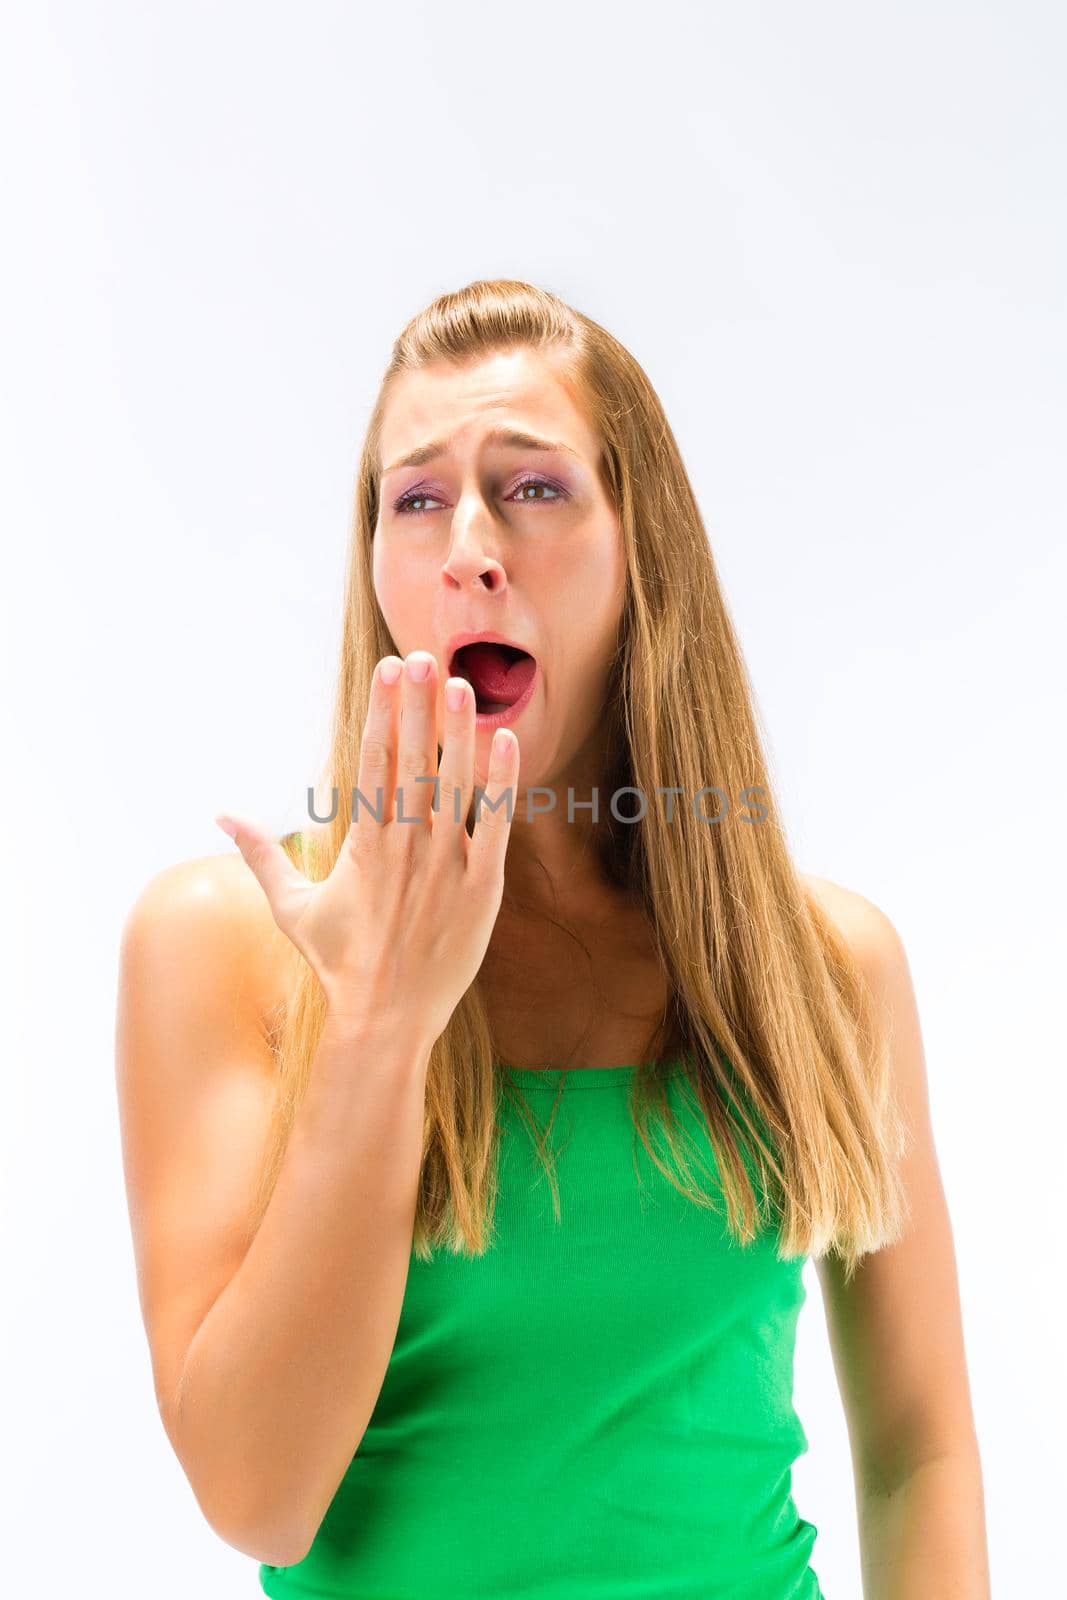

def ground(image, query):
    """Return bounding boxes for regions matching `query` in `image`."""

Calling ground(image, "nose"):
[440,496,507,593]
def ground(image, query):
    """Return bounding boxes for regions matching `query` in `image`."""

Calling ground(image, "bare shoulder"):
[798,870,906,985]
[115,850,298,1433]
[120,851,294,1047]
[799,878,981,1491]
[123,847,277,937]
[798,870,919,1137]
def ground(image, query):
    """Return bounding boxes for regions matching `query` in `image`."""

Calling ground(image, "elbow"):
[200,1483,316,1569]
[192,1453,318,1567]
[217,1517,312,1570]
[160,1405,316,1569]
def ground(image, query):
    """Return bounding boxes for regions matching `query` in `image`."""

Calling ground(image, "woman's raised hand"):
[215,650,520,1051]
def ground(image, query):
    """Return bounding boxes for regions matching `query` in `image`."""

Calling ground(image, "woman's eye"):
[510,477,564,505]
[392,477,565,517]
[392,490,445,516]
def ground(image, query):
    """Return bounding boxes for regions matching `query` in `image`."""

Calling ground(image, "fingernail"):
[408,656,431,682]
[215,814,237,839]
[446,681,466,711]
[380,658,402,685]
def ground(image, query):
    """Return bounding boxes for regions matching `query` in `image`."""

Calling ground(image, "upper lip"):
[444,630,538,675]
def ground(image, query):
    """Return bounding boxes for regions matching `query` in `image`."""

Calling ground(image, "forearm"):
[171,1011,434,1566]
[857,1444,991,1600]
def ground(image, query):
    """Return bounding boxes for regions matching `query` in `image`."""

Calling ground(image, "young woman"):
[116,279,990,1598]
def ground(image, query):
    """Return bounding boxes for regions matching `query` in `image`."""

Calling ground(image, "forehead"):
[378,347,600,471]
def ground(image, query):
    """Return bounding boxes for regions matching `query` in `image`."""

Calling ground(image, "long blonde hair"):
[251,277,907,1282]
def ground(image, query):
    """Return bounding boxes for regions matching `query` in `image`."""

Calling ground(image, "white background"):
[3,2,1064,1595]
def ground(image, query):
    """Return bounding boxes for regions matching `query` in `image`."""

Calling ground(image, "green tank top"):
[259,1060,824,1599]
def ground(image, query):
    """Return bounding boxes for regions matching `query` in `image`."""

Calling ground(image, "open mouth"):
[449,641,537,715]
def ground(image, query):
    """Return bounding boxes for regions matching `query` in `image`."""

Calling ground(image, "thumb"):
[215,812,308,927]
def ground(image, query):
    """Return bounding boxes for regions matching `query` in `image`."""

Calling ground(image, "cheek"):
[373,539,427,633]
[552,552,626,696]
[567,536,627,630]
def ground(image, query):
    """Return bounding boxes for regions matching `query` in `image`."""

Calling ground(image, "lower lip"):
[473,664,539,728]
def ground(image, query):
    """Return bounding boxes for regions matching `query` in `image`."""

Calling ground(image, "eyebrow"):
[382,427,582,477]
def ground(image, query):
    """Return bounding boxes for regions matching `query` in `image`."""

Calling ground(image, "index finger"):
[352,656,403,830]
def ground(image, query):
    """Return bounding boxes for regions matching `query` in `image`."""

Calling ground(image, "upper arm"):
[805,876,980,1493]
[115,855,287,1439]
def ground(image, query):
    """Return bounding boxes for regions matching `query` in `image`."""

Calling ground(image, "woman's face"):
[372,346,627,791]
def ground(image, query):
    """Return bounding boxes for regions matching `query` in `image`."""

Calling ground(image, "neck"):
[500,746,621,912]
[503,817,607,914]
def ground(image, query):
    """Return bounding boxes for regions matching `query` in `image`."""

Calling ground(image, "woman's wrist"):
[319,995,438,1061]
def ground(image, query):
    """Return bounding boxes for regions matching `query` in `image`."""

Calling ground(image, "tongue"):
[460,644,535,708]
